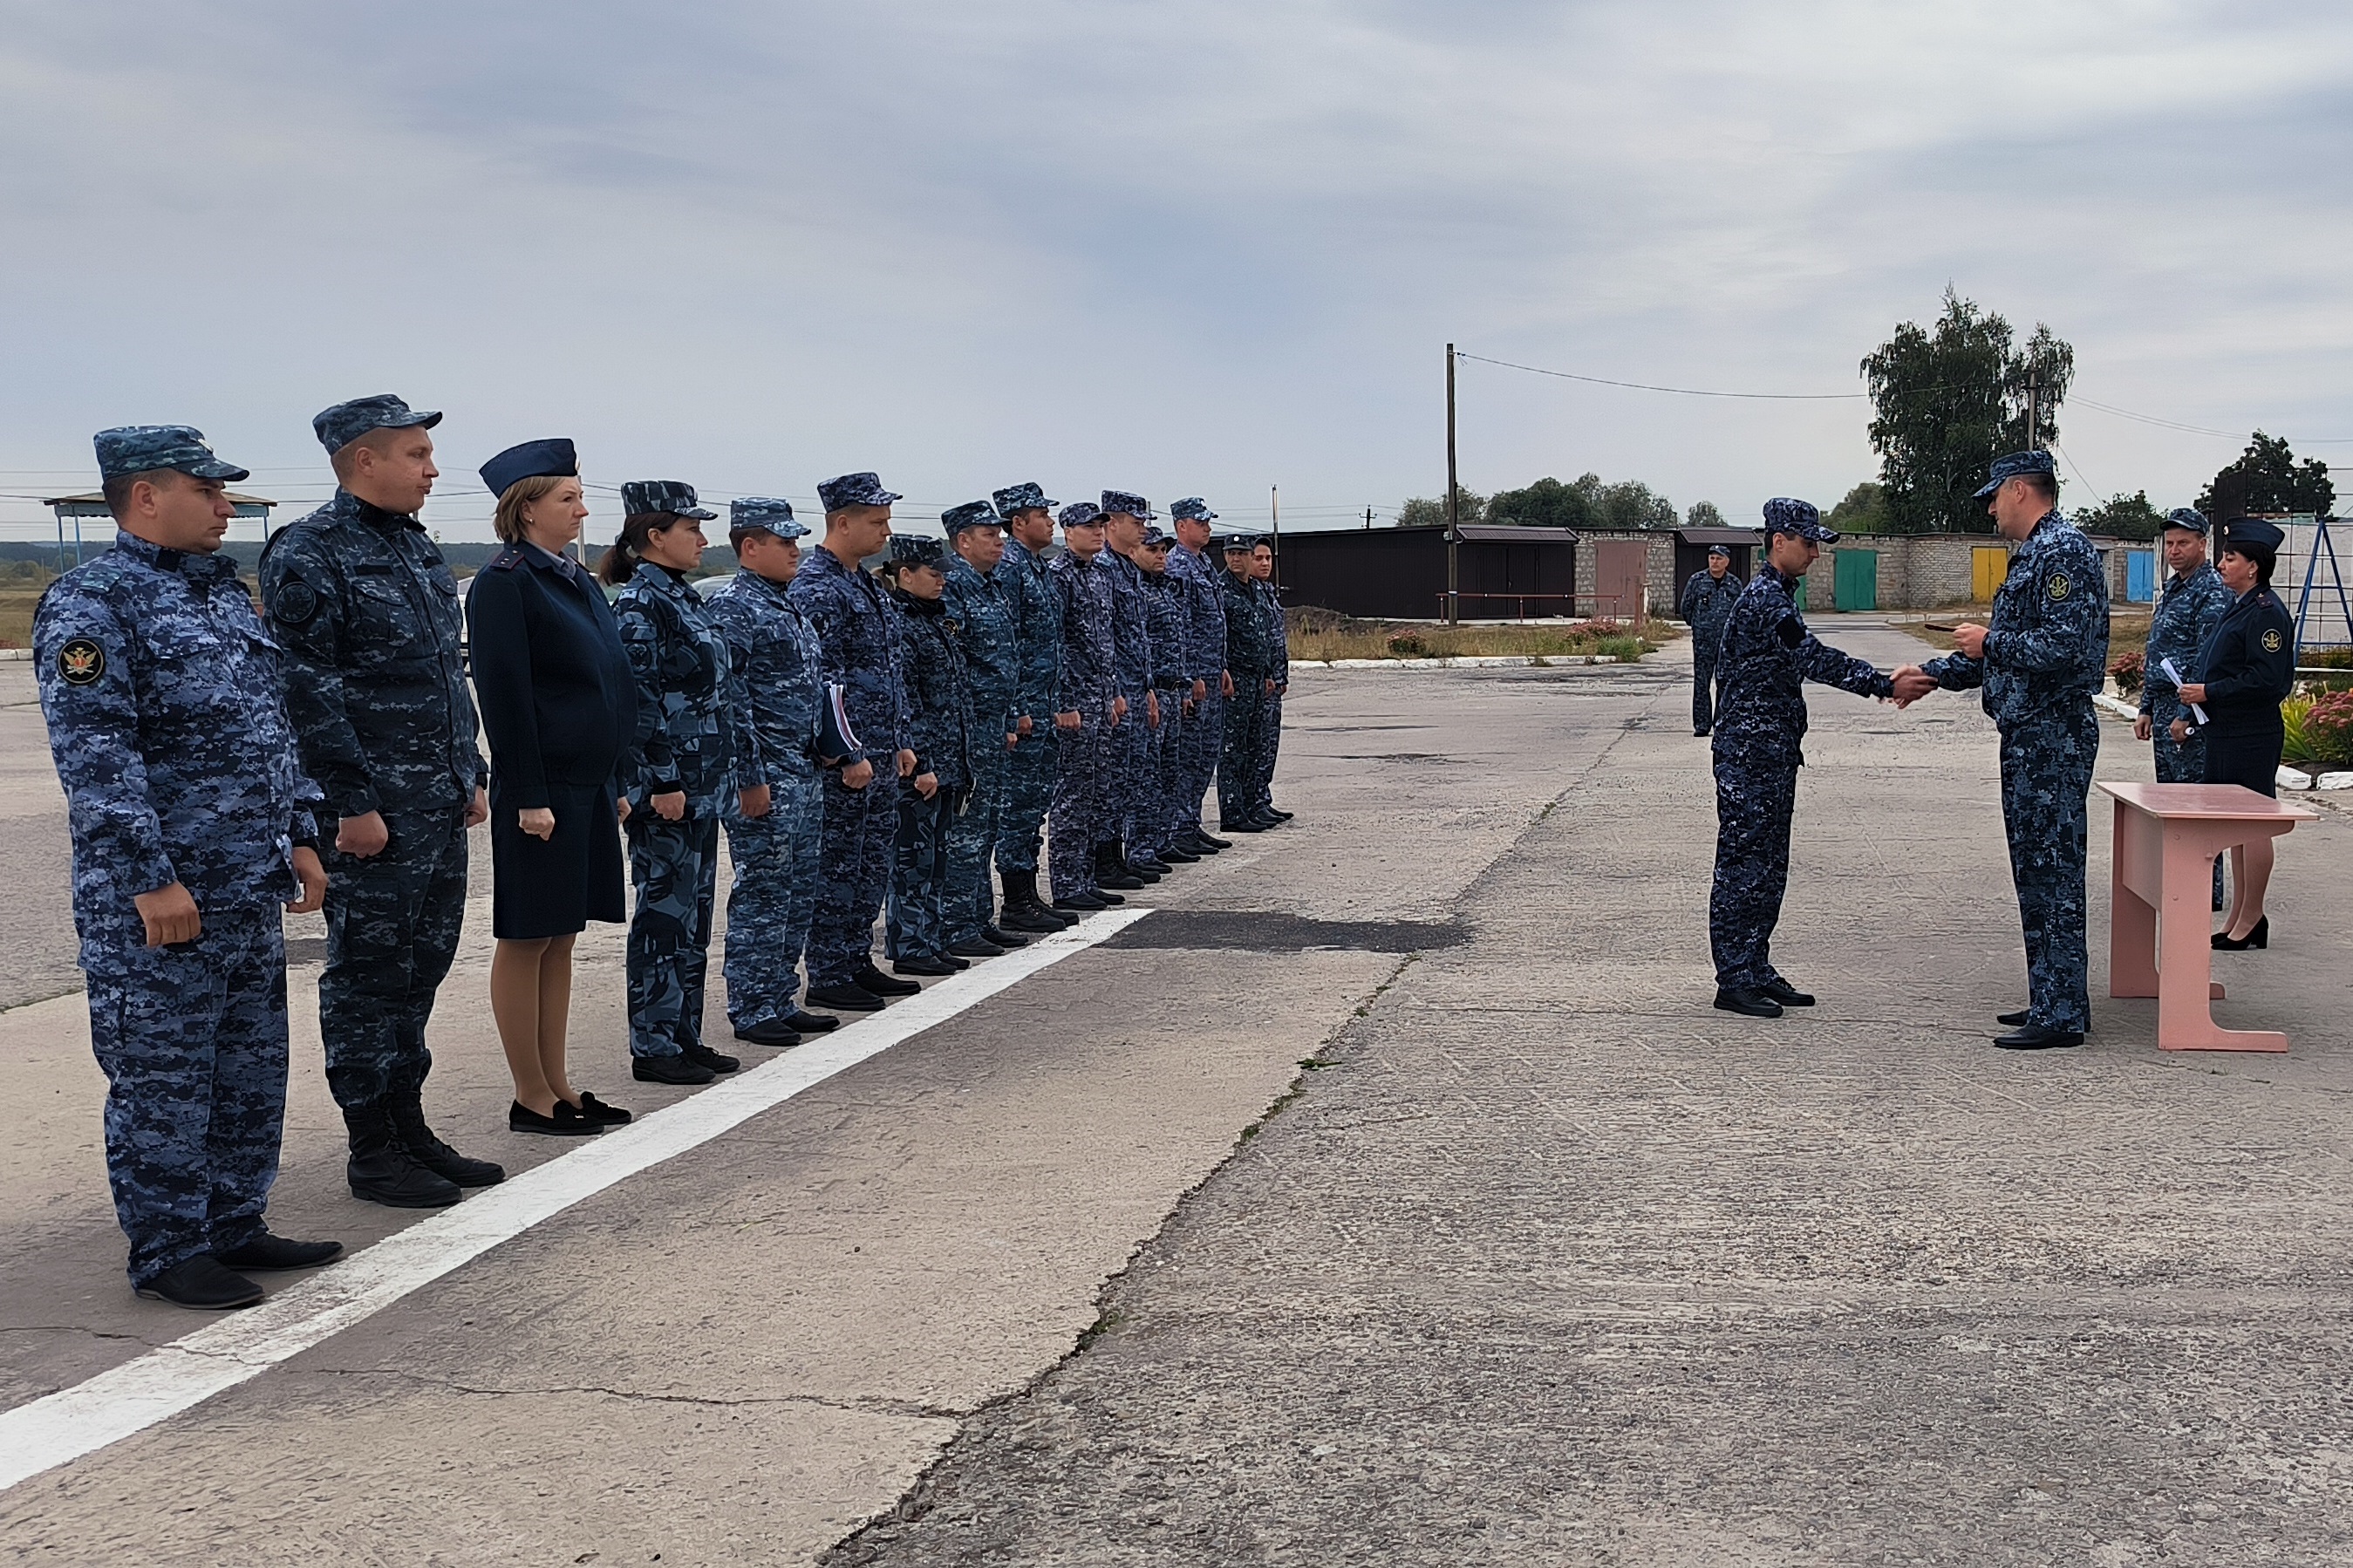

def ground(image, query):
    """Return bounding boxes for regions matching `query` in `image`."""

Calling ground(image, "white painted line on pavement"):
[0,908,1149,1496]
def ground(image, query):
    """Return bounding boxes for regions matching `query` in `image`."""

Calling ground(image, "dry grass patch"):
[1288,608,1662,664]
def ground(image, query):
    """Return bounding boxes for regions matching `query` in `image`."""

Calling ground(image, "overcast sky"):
[3,1,2348,542]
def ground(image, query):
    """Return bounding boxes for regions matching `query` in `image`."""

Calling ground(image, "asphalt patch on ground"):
[1103,910,1466,953]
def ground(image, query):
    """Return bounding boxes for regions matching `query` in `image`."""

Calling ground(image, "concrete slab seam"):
[0,907,1151,1496]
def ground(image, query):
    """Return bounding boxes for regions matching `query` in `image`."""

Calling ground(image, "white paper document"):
[2160,657,2208,724]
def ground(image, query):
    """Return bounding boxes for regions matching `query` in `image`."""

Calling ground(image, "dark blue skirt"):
[489,778,626,938]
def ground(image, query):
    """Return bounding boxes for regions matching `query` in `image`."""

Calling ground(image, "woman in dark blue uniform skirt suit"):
[2172,517,2297,950]
[467,440,640,1134]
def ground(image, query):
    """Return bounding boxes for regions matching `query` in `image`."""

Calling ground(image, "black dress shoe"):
[1190,830,1231,851]
[894,955,958,977]
[1157,844,1200,863]
[941,952,972,970]
[1994,1025,2084,1050]
[1099,868,1145,890]
[856,964,923,996]
[1760,978,1815,1007]
[980,924,1029,948]
[684,1044,740,1074]
[1131,856,1173,875]
[733,1019,803,1046]
[633,1053,716,1085]
[948,937,1006,958]
[1220,819,1265,833]
[214,1233,344,1271]
[136,1256,264,1310]
[804,984,885,1012]
[2212,915,2269,951]
[1996,1009,2031,1026]
[571,1091,632,1125]
[509,1098,605,1135]
[1713,986,1784,1019]
[1052,888,1106,910]
[784,1008,842,1033]
[1266,808,1293,821]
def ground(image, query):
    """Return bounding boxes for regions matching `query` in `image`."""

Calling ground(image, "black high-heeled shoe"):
[2212,915,2269,951]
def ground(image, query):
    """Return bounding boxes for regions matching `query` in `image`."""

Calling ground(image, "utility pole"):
[2026,365,2042,451]
[1445,341,1459,624]
[1269,484,1281,592]
[1364,505,1374,531]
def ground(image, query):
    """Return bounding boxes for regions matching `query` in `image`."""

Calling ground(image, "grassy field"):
[1287,608,1666,664]
[1886,605,2152,657]
[0,588,40,651]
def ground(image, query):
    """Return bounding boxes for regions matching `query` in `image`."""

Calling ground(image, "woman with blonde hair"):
[466,440,639,1134]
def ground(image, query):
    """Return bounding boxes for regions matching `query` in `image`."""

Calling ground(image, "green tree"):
[1593,478,1677,530]
[2070,490,2165,542]
[1484,477,1589,529]
[1684,500,1726,528]
[1397,486,1486,528]
[1824,482,1891,535]
[1860,288,2075,535]
[2196,432,2335,518]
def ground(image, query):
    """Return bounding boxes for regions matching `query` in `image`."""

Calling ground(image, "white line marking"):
[0,909,1149,1495]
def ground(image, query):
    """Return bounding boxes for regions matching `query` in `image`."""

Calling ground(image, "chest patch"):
[58,638,106,686]
[2047,573,2071,602]
[2262,628,2284,652]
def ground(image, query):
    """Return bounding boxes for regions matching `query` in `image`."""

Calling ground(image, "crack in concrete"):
[294,1363,970,1422]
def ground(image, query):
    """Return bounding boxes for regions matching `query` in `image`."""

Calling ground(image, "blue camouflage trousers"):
[1126,698,1173,857]
[1143,696,1188,855]
[85,905,288,1286]
[1252,687,1285,811]
[722,772,822,1031]
[319,805,467,1109]
[994,729,1056,876]
[1050,718,1108,902]
[888,786,957,961]
[1180,688,1223,835]
[626,811,718,1058]
[945,736,1009,944]
[809,768,899,988]
[1101,697,1149,860]
[2001,705,2100,1033]
[1692,636,1723,733]
[1708,753,1799,990]
[2152,715,2226,906]
[1217,680,1268,823]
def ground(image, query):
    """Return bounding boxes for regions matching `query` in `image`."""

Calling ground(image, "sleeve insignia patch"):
[2047,573,2071,601]
[2262,629,2284,652]
[58,638,106,685]
[271,577,320,625]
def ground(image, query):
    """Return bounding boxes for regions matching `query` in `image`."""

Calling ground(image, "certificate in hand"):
[2159,657,2208,724]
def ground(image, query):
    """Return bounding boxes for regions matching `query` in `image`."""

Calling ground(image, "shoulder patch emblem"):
[2262,629,2284,652]
[2047,573,2071,601]
[58,638,105,686]
[271,577,320,624]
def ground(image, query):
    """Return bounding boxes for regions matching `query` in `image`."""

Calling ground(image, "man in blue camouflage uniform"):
[1097,492,1161,885]
[38,426,339,1310]
[1707,500,1906,1019]
[883,535,973,973]
[1217,535,1277,831]
[1678,542,1743,736]
[1136,528,1196,864]
[790,474,922,1013]
[1165,499,1231,857]
[1048,503,1122,910]
[1248,539,1293,823]
[1904,451,2111,1050]
[988,482,1074,931]
[708,497,844,1047]
[261,394,501,1209]
[2137,508,2233,909]
[939,500,1029,955]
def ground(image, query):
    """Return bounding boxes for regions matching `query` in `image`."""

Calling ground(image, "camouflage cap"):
[92,426,250,483]
[312,393,440,454]
[730,496,807,540]
[621,480,717,521]
[1170,497,1218,523]
[1761,498,1837,542]
[1972,449,2057,501]
[886,534,947,568]
[479,438,576,499]
[942,499,1001,535]
[1707,543,1731,558]
[2163,507,2209,535]
[992,481,1056,516]
[1058,501,1105,529]
[1142,525,1174,548]
[1100,489,1156,521]
[817,472,903,513]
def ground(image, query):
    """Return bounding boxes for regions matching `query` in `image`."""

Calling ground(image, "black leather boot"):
[344,1102,463,1209]
[388,1088,505,1188]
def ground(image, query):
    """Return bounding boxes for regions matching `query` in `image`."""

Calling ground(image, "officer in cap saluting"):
[262,395,501,1207]
[38,426,338,1309]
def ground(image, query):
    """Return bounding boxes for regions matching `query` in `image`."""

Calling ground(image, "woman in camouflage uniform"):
[881,535,973,977]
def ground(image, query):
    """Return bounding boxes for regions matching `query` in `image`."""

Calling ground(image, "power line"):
[1455,351,1866,401]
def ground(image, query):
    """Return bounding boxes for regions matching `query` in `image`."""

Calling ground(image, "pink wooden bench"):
[2098,782,2316,1053]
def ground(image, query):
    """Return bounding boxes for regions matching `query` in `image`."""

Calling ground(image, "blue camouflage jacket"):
[706,569,824,784]
[1050,551,1117,719]
[1924,512,2109,731]
[36,532,323,958]
[1710,565,1893,762]
[889,587,974,792]
[1144,572,1187,692]
[1261,579,1290,689]
[2140,561,2231,726]
[1222,569,1274,678]
[1165,542,1228,682]
[944,553,1020,742]
[614,563,743,811]
[260,489,484,819]
[789,543,907,764]
[994,536,1063,726]
[1101,549,1154,700]
[1679,569,1743,646]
